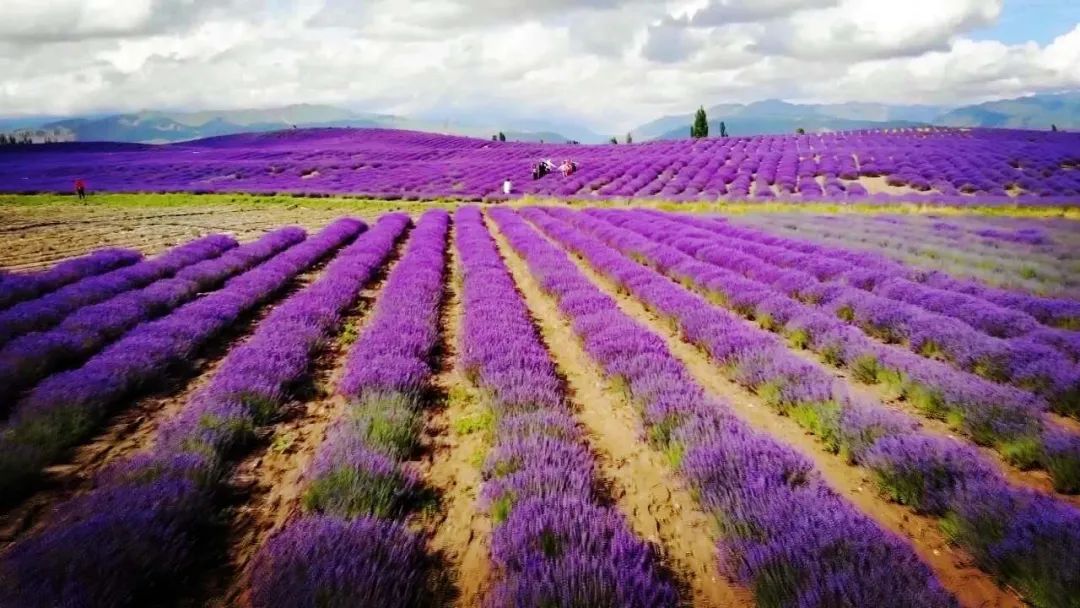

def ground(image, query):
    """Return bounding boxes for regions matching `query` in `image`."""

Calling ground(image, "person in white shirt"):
[503,178,512,195]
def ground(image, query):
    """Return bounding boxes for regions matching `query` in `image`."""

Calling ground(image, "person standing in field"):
[502,178,512,195]
[74,179,87,200]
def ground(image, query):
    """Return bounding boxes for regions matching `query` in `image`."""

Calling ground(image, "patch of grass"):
[350,394,423,459]
[453,409,494,436]
[789,401,843,453]
[999,436,1044,471]
[269,431,297,454]
[469,447,488,468]
[303,466,414,519]
[337,319,361,347]
[491,494,514,525]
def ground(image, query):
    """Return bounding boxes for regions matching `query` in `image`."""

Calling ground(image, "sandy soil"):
[419,233,494,607]
[0,265,313,551]
[0,204,369,271]
[532,216,1025,608]
[487,215,754,608]
[177,233,408,608]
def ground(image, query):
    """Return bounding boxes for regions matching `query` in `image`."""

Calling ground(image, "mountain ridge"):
[3,92,1077,145]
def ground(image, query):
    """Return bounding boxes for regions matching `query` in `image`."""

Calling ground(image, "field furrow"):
[498,207,963,607]
[488,212,754,608]
[581,208,1080,492]
[454,206,677,606]
[526,206,1080,607]
[0,214,406,608]
[420,224,494,607]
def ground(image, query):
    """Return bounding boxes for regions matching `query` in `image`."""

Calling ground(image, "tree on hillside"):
[498,132,506,141]
[1052,124,1058,132]
[491,135,497,141]
[796,127,806,135]
[691,106,709,138]
[719,121,728,138]
[626,132,633,144]
[609,136,618,144]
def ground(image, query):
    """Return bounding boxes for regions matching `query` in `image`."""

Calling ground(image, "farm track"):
[488,215,754,608]
[788,339,1080,506]
[419,230,493,607]
[166,232,409,608]
[521,213,1026,608]
[0,205,359,271]
[0,261,323,551]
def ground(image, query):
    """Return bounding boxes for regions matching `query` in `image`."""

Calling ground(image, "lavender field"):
[0,199,1078,608]
[2,126,1079,206]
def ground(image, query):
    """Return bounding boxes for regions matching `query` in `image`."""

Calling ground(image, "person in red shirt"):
[74,179,87,200]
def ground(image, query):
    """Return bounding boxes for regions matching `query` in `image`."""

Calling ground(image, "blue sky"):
[973,0,1080,43]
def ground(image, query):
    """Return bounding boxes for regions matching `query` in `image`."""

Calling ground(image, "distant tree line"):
[0,133,33,145]
[690,107,727,139]
[0,128,70,145]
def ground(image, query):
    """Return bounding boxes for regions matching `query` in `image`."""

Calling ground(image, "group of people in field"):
[532,158,577,180]
[503,158,580,195]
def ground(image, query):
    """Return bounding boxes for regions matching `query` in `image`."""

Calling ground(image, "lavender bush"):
[0,248,142,310]
[591,208,1078,491]
[525,207,1079,606]
[249,210,445,608]
[493,207,955,608]
[0,218,365,501]
[0,227,306,407]
[457,206,677,607]
[0,215,410,608]
[1,126,1078,205]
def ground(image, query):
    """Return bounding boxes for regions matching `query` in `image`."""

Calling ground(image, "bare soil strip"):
[787,341,1080,507]
[0,267,319,550]
[0,206,356,270]
[488,217,754,608]
[417,231,493,607]
[175,239,408,608]
[528,219,1025,608]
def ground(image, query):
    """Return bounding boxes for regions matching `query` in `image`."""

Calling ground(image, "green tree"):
[1052,124,1058,132]
[626,132,633,144]
[609,136,618,144]
[691,106,709,138]
[796,127,806,135]
[498,131,506,141]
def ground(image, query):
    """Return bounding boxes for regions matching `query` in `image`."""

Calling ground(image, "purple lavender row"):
[0,233,238,347]
[0,227,306,409]
[0,218,364,501]
[500,207,956,608]
[672,212,1080,338]
[0,248,143,311]
[653,211,1080,417]
[249,210,445,607]
[587,208,1079,492]
[0,214,409,608]
[457,206,676,607]
[529,207,1080,607]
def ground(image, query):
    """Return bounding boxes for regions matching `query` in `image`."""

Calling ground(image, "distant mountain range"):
[632,93,1078,140]
[2,92,1076,145]
[0,104,589,145]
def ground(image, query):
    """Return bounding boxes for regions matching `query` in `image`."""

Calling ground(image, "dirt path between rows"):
[525,215,1025,608]
[614,219,1079,503]
[418,229,493,607]
[177,237,408,608]
[487,216,754,608]
[791,340,1080,506]
[0,266,320,551]
[0,205,354,271]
